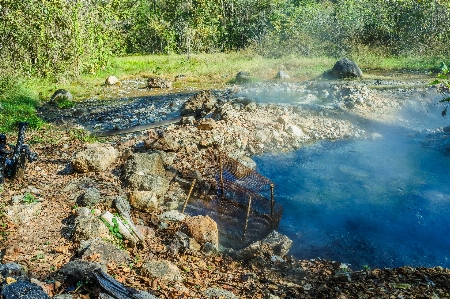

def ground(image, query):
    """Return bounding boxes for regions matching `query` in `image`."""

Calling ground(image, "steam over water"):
[253,90,450,269]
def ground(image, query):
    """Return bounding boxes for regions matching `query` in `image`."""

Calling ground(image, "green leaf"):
[439,97,450,103]
[437,73,447,79]
[430,80,440,85]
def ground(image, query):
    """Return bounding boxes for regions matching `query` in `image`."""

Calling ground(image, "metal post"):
[243,195,252,240]
[182,179,196,214]
[270,183,274,221]
[219,154,224,198]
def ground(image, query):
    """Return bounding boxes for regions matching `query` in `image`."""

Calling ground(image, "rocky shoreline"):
[1,78,450,298]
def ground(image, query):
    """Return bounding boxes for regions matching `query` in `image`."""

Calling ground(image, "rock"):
[136,225,156,240]
[235,231,292,260]
[72,143,119,173]
[286,124,307,138]
[275,71,290,80]
[125,173,170,195]
[122,153,170,194]
[105,76,119,85]
[329,58,363,79]
[148,135,180,151]
[185,215,219,249]
[78,187,101,207]
[175,74,187,81]
[181,90,217,116]
[129,191,161,212]
[1,280,51,299]
[197,118,217,130]
[58,260,102,284]
[4,202,42,225]
[49,89,73,105]
[123,153,166,178]
[79,238,131,267]
[72,215,110,243]
[140,260,182,282]
[0,263,27,277]
[100,211,140,246]
[204,287,238,299]
[154,210,186,225]
[147,77,172,89]
[75,207,92,217]
[169,231,201,254]
[235,72,251,84]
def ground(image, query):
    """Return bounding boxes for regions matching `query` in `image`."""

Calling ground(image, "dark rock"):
[58,260,102,284]
[329,58,363,79]
[1,279,50,299]
[0,263,26,277]
[235,72,251,84]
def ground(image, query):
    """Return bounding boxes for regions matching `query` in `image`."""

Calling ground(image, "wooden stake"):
[243,195,252,240]
[182,179,196,214]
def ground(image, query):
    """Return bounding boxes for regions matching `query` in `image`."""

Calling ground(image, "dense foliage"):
[1,0,449,77]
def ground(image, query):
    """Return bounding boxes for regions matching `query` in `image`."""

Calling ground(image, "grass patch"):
[0,77,44,133]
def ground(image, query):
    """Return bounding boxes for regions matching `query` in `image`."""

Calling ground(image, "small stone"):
[105,76,119,85]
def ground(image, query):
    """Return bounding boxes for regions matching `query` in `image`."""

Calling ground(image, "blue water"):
[254,107,450,269]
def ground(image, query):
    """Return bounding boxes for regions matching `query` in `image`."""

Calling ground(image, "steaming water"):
[253,91,450,269]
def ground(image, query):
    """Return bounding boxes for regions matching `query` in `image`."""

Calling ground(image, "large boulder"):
[329,58,363,79]
[128,191,161,212]
[185,215,219,249]
[72,143,119,173]
[122,153,170,195]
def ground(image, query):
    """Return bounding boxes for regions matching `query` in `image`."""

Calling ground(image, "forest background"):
[1,0,450,132]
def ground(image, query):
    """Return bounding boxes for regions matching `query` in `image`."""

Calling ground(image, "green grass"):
[0,51,446,135]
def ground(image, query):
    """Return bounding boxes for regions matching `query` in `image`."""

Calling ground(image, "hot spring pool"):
[254,122,450,269]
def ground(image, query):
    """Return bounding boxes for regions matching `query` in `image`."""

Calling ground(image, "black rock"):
[329,58,363,79]
[1,280,50,299]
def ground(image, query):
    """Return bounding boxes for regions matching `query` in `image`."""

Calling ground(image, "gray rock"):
[235,231,292,260]
[123,153,166,179]
[4,202,42,225]
[49,89,73,105]
[72,143,119,173]
[235,72,251,84]
[204,287,238,299]
[275,71,290,79]
[141,260,182,282]
[125,173,170,195]
[330,58,363,79]
[72,215,110,243]
[78,187,101,207]
[53,295,75,299]
[78,238,131,267]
